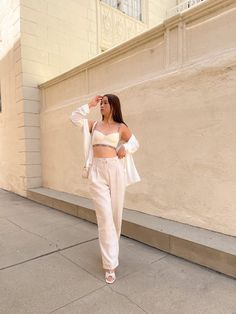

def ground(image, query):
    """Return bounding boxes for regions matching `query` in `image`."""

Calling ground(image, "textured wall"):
[0,0,24,194]
[21,0,98,82]
[0,0,160,193]
[40,0,236,236]
[99,1,147,50]
[0,0,99,194]
[148,0,177,26]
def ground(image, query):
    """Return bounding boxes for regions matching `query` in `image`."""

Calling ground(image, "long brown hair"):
[102,94,127,125]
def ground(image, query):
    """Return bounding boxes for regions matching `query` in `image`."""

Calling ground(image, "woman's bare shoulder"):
[119,123,129,130]
[120,123,132,141]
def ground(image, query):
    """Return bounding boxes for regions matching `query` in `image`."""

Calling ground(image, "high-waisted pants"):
[89,156,125,270]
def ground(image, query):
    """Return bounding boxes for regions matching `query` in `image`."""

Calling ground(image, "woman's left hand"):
[117,146,126,159]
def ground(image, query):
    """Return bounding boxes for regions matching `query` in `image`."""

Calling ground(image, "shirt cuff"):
[81,103,90,115]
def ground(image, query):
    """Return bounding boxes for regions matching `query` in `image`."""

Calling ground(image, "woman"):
[70,94,140,284]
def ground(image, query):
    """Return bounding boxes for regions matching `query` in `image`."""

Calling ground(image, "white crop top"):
[92,123,120,149]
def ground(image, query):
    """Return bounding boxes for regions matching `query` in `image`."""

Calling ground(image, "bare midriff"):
[93,145,117,158]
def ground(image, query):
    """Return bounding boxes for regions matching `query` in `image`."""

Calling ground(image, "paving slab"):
[1,189,236,314]
[6,208,80,236]
[60,239,104,280]
[112,254,236,314]
[51,286,145,314]
[41,219,98,249]
[61,236,167,282]
[27,187,236,278]
[0,217,22,234]
[0,228,57,269]
[0,190,99,269]
[0,197,45,218]
[0,253,104,314]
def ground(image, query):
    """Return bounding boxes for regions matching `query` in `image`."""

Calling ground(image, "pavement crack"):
[6,217,98,250]
[0,249,60,271]
[58,251,104,283]
[150,254,168,264]
[48,285,106,314]
[6,218,59,248]
[109,286,148,314]
[0,235,97,272]
[59,237,98,251]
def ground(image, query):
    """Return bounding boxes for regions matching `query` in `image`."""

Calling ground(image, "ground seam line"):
[0,237,98,271]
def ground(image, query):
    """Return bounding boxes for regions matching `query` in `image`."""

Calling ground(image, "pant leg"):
[109,159,125,239]
[89,160,119,270]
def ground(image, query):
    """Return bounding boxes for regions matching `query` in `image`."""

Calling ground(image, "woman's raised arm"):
[70,95,102,130]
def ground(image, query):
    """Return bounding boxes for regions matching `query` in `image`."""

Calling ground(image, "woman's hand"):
[89,95,103,108]
[117,145,126,159]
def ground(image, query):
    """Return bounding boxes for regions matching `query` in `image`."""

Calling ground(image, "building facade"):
[1,0,236,237]
[0,0,177,195]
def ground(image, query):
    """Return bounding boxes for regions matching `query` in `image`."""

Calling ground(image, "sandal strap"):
[105,271,115,279]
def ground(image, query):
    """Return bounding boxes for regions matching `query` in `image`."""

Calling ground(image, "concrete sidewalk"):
[0,189,236,314]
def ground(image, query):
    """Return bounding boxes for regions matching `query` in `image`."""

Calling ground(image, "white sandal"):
[105,270,116,284]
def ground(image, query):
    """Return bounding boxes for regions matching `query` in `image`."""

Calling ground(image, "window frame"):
[101,0,143,22]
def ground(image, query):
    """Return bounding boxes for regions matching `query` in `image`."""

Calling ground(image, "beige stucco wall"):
[148,0,177,26]
[99,1,147,50]
[0,0,100,194]
[1,0,235,236]
[39,0,236,236]
[18,0,100,191]
[0,0,24,194]
[21,0,98,82]
[0,0,177,195]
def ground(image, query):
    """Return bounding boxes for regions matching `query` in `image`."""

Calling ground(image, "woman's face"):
[100,96,111,117]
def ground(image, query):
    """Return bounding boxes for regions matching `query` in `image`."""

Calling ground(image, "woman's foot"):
[105,269,116,284]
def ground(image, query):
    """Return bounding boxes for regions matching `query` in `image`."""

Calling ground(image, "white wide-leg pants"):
[89,156,125,270]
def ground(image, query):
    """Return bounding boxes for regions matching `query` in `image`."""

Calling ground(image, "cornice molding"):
[181,0,235,23]
[39,24,165,89]
[39,0,236,89]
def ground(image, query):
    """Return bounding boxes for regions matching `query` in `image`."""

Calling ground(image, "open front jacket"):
[70,104,141,186]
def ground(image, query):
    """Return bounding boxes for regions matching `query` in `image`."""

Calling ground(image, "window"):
[187,0,204,8]
[101,0,143,21]
[101,0,117,8]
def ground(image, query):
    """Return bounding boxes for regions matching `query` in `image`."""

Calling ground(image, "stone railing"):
[98,1,147,50]
[167,0,205,18]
